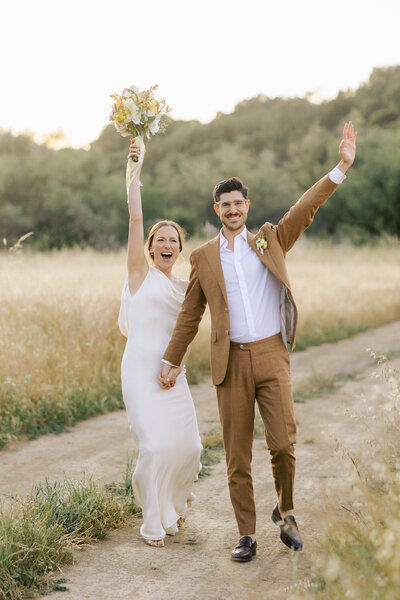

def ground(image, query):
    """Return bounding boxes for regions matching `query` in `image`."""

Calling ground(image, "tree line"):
[1,66,400,249]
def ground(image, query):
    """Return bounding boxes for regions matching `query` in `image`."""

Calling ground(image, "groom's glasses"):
[216,200,247,211]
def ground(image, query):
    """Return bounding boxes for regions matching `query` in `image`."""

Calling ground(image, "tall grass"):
[295,353,400,600]
[0,472,139,600]
[0,249,125,447]
[290,237,400,349]
[1,237,399,448]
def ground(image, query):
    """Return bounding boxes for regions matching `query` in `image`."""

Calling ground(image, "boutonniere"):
[255,234,268,255]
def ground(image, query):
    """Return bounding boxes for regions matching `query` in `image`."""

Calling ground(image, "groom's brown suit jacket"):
[163,174,339,385]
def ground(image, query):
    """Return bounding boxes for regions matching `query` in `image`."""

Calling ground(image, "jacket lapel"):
[203,234,229,306]
[247,228,282,283]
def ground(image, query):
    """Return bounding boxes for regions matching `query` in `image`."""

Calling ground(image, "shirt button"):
[240,344,244,349]
[225,307,229,312]
[225,330,229,335]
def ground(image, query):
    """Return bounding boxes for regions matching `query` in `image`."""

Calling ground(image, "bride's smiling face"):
[150,225,181,271]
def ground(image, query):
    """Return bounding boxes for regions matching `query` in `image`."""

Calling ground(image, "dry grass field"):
[288,237,400,349]
[0,237,399,447]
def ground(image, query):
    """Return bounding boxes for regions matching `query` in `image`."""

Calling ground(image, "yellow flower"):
[149,99,159,114]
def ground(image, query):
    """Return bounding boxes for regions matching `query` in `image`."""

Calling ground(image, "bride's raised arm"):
[126,139,149,294]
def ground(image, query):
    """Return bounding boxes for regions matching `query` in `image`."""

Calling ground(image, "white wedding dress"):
[119,266,202,540]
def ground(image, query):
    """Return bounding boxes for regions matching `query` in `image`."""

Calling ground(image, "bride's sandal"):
[144,538,164,548]
[177,517,185,528]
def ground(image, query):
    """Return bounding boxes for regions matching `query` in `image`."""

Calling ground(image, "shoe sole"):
[280,532,302,552]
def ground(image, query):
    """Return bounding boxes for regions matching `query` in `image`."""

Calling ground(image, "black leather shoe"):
[271,504,303,551]
[231,536,257,562]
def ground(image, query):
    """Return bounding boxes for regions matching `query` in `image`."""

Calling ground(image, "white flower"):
[124,98,135,112]
[149,117,161,136]
[124,99,141,125]
[115,122,129,137]
[128,85,139,94]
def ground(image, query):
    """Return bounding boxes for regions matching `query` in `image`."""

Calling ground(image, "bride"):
[118,139,202,547]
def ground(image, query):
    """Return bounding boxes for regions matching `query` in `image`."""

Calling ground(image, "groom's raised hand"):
[338,121,357,173]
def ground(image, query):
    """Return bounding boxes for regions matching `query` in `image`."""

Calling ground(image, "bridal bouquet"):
[109,85,171,193]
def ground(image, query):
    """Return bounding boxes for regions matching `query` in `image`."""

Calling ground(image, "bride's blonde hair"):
[146,220,185,260]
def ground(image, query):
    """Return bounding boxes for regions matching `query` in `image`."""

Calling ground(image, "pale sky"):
[1,0,399,148]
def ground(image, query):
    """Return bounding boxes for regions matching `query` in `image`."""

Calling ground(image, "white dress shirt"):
[220,227,281,342]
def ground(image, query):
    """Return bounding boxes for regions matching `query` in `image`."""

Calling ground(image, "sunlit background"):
[1,0,400,147]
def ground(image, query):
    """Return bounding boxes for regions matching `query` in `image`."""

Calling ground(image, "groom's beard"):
[221,212,248,231]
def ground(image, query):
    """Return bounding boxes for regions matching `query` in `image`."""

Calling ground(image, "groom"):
[160,122,357,561]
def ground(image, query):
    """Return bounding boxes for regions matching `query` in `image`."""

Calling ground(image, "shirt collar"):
[220,226,248,249]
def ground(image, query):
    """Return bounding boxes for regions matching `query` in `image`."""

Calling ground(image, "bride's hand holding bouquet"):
[109,85,171,194]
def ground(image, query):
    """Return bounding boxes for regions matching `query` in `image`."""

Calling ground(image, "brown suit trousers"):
[217,334,296,535]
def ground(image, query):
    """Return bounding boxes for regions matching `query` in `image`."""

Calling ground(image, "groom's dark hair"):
[213,177,248,203]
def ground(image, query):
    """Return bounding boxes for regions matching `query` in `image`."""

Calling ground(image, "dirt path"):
[2,322,400,600]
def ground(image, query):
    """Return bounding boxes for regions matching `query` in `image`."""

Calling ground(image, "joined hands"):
[158,364,182,390]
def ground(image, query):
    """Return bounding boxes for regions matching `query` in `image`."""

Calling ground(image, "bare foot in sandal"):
[177,517,185,528]
[144,538,164,547]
